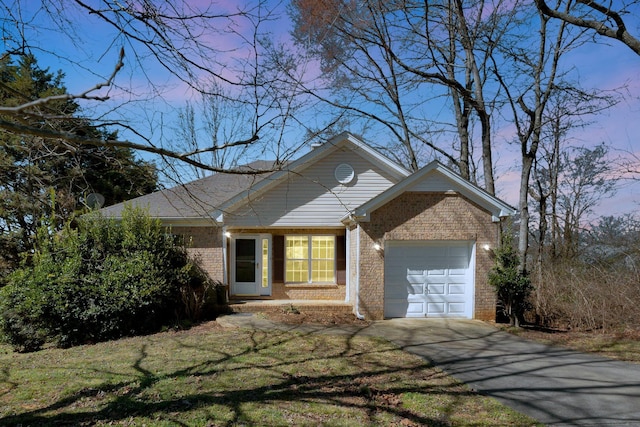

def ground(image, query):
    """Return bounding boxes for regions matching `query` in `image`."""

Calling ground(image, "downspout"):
[344,225,350,303]
[355,223,365,320]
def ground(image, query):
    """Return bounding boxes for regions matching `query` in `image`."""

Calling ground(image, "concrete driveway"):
[364,319,640,426]
[219,314,640,426]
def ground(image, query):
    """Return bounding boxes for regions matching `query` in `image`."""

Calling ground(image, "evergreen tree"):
[489,232,533,327]
[0,54,157,277]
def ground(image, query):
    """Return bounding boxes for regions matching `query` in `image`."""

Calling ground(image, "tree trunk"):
[480,112,495,195]
[519,154,535,273]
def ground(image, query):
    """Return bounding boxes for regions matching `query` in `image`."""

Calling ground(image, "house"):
[101,132,515,320]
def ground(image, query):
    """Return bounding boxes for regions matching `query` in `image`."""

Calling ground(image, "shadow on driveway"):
[219,315,640,426]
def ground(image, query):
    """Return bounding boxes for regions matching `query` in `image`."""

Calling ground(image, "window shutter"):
[273,235,284,282]
[336,235,346,285]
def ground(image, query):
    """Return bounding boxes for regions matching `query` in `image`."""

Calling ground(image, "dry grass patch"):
[502,326,640,363]
[1,321,538,426]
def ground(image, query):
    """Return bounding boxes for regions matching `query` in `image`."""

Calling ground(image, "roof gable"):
[347,160,515,223]
[213,132,411,221]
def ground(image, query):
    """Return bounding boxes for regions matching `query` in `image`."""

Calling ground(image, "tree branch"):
[0,118,264,175]
[535,0,640,55]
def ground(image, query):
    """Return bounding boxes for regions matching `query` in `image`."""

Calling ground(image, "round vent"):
[335,163,355,184]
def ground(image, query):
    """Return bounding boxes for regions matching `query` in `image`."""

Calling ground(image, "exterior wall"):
[226,147,399,227]
[358,192,499,321]
[270,284,344,300]
[172,226,224,282]
[230,227,346,300]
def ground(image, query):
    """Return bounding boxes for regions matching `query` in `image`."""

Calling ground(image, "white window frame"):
[285,234,336,284]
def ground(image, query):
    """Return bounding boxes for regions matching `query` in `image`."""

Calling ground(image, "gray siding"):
[408,172,457,192]
[226,147,399,227]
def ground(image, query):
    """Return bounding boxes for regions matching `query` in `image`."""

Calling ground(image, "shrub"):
[0,277,47,352]
[0,206,216,351]
[532,259,640,332]
[489,233,533,327]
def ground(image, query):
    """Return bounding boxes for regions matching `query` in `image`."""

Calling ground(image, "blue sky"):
[4,0,639,220]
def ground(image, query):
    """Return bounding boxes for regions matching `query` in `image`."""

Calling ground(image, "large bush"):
[0,207,218,352]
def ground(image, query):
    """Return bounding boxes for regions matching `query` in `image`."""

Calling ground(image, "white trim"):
[330,132,411,178]
[470,242,477,319]
[344,226,350,303]
[259,235,272,296]
[283,234,337,285]
[222,226,229,286]
[230,234,272,296]
[345,160,516,223]
[355,224,364,320]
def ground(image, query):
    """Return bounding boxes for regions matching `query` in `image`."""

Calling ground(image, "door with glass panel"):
[230,235,271,296]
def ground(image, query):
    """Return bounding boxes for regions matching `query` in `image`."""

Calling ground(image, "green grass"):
[0,323,539,426]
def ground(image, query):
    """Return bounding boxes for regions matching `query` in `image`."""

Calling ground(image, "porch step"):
[228,299,353,316]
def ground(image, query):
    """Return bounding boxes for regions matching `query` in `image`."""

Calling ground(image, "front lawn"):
[0,322,538,426]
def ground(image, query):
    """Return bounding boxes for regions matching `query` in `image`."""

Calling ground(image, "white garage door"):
[384,241,474,318]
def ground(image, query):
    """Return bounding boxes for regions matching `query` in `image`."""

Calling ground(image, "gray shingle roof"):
[100,160,278,219]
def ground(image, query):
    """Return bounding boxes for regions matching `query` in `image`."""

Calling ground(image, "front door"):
[230,235,271,296]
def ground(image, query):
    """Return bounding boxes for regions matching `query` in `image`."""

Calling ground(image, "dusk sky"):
[5,0,640,221]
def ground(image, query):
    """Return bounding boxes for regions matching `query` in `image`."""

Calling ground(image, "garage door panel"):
[407,271,425,283]
[448,303,466,314]
[448,259,469,270]
[406,301,426,315]
[425,293,466,302]
[427,302,445,315]
[384,241,474,318]
[409,284,423,294]
[384,300,425,318]
[427,283,445,295]
[448,283,466,295]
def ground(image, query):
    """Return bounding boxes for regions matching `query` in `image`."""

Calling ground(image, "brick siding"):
[358,192,499,320]
[172,226,224,282]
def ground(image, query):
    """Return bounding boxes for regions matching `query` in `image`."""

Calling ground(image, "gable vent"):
[335,163,355,184]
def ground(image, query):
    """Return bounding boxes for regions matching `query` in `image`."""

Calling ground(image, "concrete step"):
[228,299,353,315]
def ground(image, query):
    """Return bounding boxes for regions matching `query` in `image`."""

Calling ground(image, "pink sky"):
[15,0,640,220]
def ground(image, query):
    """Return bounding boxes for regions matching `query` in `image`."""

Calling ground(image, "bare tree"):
[0,1,312,175]
[493,6,577,272]
[529,87,617,264]
[288,0,517,191]
[535,0,640,55]
[557,144,617,257]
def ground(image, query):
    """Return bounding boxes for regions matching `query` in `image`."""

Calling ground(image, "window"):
[285,235,335,283]
[261,238,269,288]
